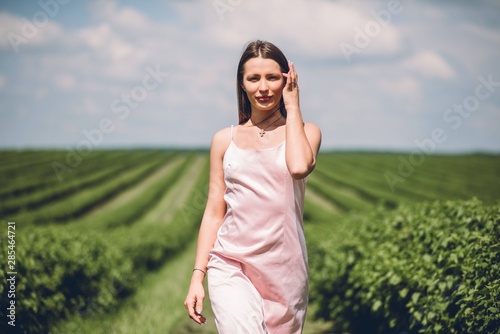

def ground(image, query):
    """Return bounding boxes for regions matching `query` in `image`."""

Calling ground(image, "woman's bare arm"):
[184,127,230,324]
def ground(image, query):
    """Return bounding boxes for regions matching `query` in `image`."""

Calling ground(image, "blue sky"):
[0,0,499,152]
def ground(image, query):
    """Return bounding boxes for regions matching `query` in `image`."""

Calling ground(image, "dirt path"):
[306,186,341,214]
[140,155,207,224]
[89,156,185,214]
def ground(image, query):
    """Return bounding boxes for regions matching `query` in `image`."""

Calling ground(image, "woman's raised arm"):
[282,61,322,179]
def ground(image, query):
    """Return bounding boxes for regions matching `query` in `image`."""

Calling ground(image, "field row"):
[306,152,500,213]
[2,151,499,226]
[0,151,210,333]
[0,149,499,333]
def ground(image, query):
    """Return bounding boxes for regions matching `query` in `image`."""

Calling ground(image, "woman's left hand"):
[282,61,300,111]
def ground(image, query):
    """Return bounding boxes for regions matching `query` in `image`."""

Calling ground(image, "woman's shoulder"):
[212,126,232,143]
[303,122,322,149]
[210,126,233,156]
[303,122,321,135]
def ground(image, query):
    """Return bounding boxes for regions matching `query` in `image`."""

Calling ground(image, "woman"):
[184,40,321,333]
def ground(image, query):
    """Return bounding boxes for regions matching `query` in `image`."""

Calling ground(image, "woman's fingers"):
[286,61,298,91]
[195,295,204,317]
[194,299,207,325]
[185,293,207,325]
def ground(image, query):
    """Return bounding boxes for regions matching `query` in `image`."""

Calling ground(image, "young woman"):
[184,40,321,333]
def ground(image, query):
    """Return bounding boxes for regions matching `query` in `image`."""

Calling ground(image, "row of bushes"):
[0,151,117,200]
[13,153,173,225]
[98,155,210,271]
[0,157,209,334]
[0,227,134,334]
[308,199,499,333]
[0,151,155,217]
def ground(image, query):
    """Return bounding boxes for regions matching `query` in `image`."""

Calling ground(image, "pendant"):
[260,129,265,137]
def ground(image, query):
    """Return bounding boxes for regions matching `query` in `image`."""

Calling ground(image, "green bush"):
[0,227,135,334]
[309,199,500,333]
[113,157,209,271]
[11,153,171,225]
[0,156,209,334]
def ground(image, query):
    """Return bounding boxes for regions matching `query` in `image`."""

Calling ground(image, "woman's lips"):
[256,96,272,102]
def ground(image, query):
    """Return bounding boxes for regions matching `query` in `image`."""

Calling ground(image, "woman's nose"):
[258,80,268,91]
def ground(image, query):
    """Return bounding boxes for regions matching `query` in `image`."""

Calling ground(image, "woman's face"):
[242,56,284,112]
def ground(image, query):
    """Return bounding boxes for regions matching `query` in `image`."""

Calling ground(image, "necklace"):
[250,106,280,127]
[259,115,282,137]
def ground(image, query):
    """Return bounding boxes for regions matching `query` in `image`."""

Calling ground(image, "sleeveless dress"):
[207,126,309,334]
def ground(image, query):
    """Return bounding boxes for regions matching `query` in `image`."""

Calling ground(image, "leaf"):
[372,300,382,312]
[399,288,409,299]
[411,292,420,304]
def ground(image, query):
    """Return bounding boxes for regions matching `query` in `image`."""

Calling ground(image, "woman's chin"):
[254,100,278,111]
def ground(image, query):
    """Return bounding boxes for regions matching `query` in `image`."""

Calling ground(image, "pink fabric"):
[208,126,309,334]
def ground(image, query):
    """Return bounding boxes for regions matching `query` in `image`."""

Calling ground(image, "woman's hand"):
[184,279,207,325]
[282,61,300,112]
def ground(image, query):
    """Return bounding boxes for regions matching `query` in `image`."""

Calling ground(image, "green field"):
[0,149,499,333]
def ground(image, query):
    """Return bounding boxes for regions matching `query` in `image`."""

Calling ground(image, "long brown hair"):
[236,40,290,124]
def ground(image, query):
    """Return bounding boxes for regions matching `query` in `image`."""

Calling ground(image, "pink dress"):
[207,126,309,334]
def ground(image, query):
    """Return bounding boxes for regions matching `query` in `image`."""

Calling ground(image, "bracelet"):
[193,268,206,276]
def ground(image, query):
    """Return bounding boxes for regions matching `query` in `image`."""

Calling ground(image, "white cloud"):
[74,96,105,115]
[55,74,76,90]
[401,51,456,79]
[90,0,150,31]
[199,0,402,59]
[75,23,150,81]
[78,23,113,49]
[379,75,422,100]
[0,11,63,52]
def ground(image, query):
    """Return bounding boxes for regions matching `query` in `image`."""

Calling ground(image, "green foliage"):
[0,151,113,200]
[82,154,191,230]
[113,156,210,271]
[307,176,373,212]
[0,151,151,217]
[308,199,500,333]
[1,149,499,333]
[0,152,209,334]
[0,227,135,334]
[10,152,172,225]
[317,152,500,204]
